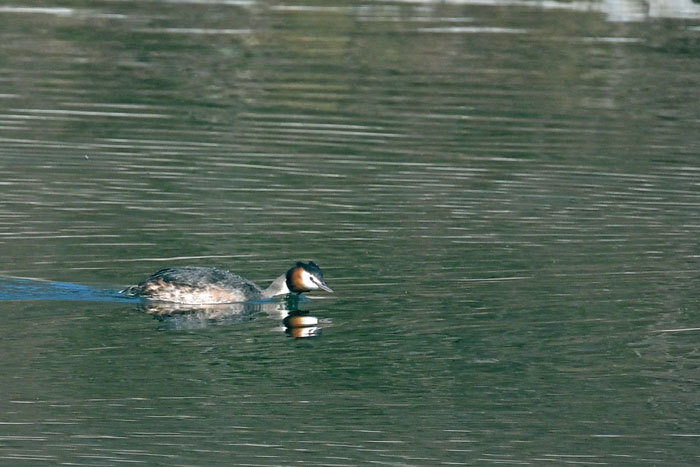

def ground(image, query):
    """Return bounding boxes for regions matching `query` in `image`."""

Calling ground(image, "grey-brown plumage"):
[122,262,332,305]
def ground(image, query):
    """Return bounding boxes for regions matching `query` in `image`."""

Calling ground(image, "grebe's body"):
[122,261,332,305]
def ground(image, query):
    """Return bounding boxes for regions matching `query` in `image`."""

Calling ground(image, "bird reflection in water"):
[283,311,322,338]
[140,293,328,336]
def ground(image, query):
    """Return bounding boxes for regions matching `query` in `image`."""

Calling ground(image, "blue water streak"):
[0,277,138,303]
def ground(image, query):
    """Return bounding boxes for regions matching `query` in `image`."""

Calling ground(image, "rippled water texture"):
[1,1,699,465]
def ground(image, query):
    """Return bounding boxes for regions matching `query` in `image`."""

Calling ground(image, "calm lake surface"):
[1,1,699,465]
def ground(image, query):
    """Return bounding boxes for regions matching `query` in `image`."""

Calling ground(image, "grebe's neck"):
[261,273,291,298]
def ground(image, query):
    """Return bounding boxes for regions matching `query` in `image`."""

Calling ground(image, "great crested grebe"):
[122,261,333,305]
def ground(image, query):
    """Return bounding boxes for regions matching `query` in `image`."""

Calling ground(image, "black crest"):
[298,261,324,278]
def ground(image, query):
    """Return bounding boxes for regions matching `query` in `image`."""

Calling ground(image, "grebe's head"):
[286,261,333,294]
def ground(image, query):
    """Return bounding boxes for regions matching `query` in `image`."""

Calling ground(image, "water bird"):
[122,261,333,305]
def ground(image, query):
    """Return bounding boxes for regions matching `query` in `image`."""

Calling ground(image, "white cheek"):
[301,270,318,290]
